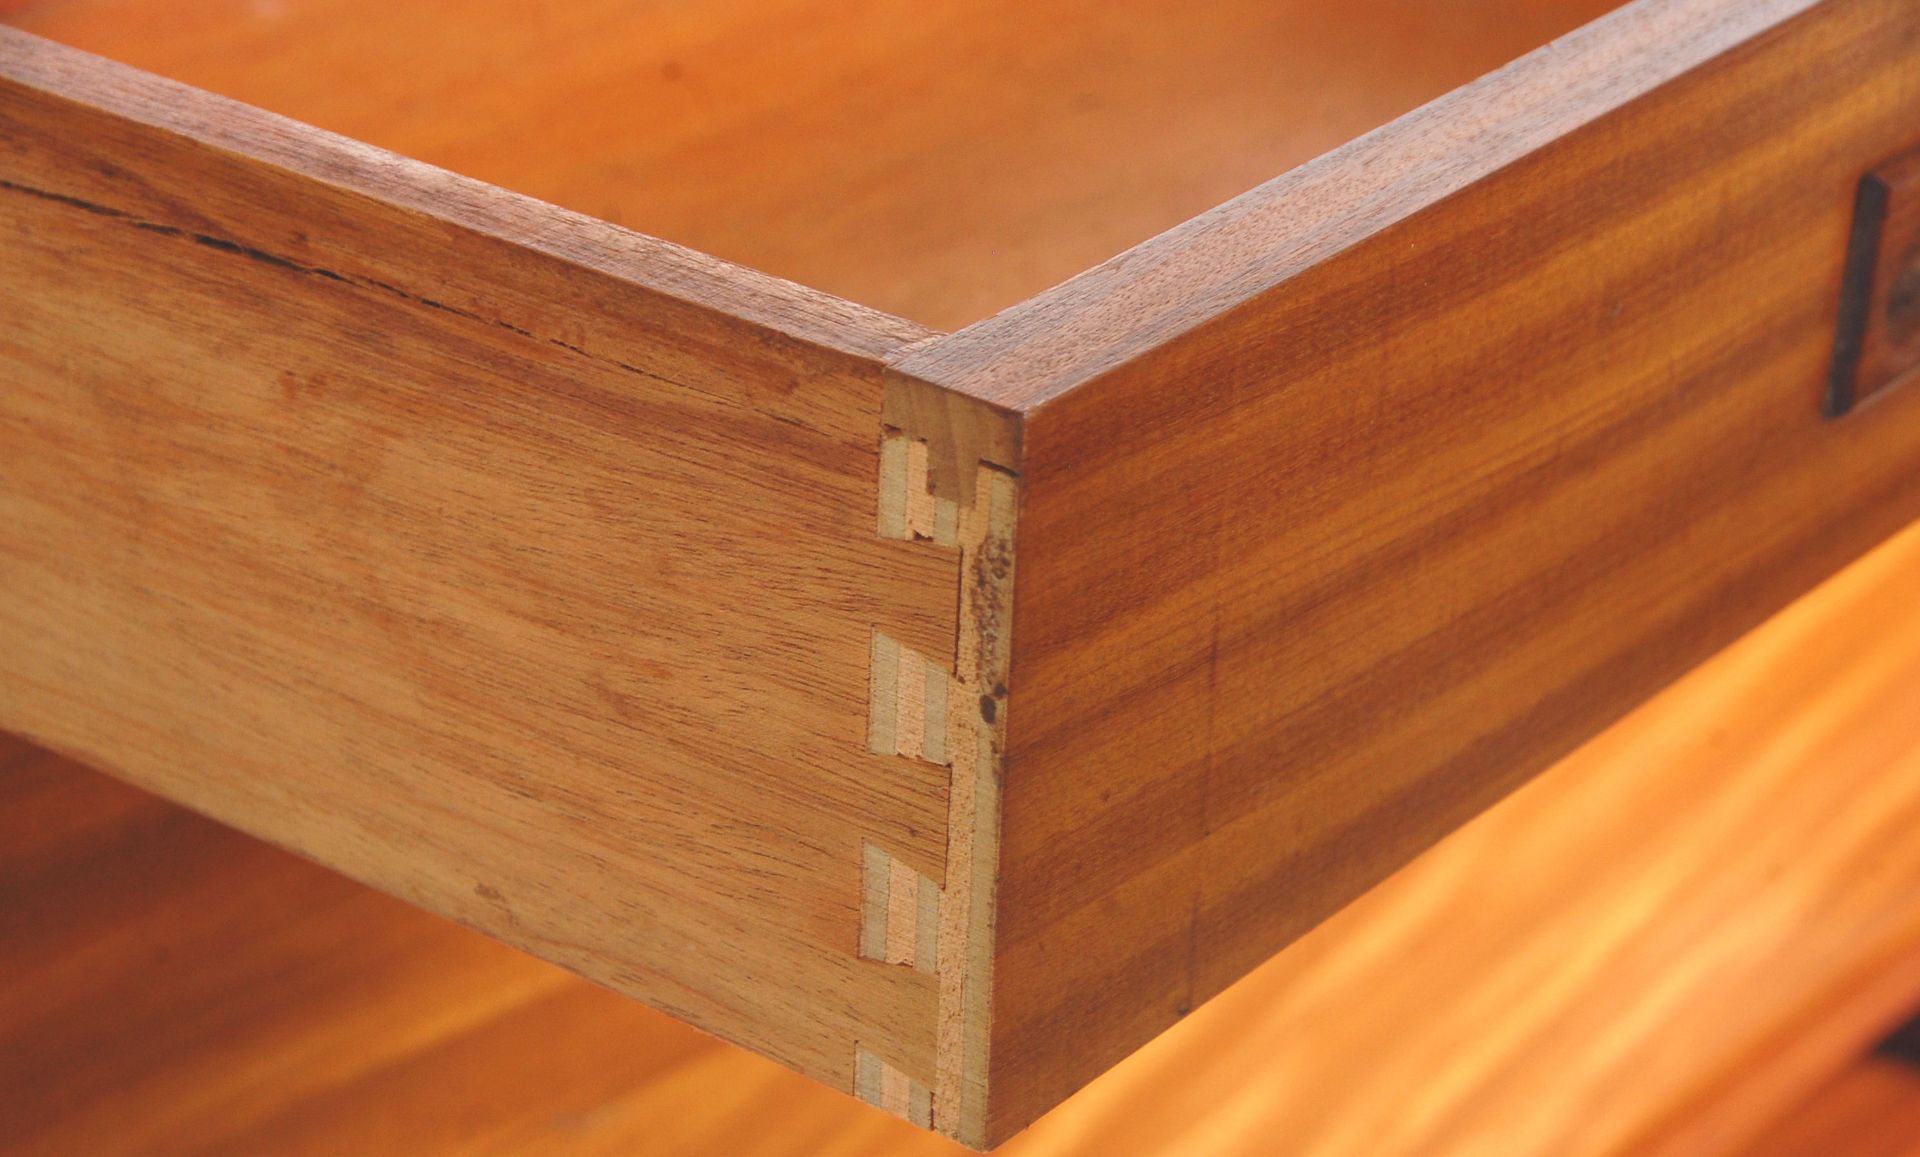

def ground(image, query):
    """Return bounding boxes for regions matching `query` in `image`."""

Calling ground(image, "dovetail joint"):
[868,632,951,766]
[860,841,939,974]
[856,1048,933,1129]
[878,432,960,546]
[859,421,1015,1145]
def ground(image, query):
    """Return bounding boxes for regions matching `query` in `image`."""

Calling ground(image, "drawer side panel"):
[0,29,969,1118]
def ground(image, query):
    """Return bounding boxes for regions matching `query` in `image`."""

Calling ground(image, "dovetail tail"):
[923,660,949,766]
[860,841,938,973]
[855,1048,933,1128]
[878,431,959,547]
[868,632,952,766]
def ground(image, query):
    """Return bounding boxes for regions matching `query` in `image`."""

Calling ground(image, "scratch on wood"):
[0,177,685,391]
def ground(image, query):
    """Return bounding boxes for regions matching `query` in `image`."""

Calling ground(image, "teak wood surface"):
[0,23,982,1137]
[901,0,1920,1134]
[5,0,1920,1146]
[16,513,1920,1155]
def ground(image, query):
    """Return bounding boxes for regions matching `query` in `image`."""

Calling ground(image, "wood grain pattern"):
[0,0,1622,330]
[861,384,1016,1144]
[9,0,1920,1145]
[893,0,1920,1135]
[0,26,973,1129]
[991,515,1920,1157]
[0,738,967,1157]
[20,512,1920,1156]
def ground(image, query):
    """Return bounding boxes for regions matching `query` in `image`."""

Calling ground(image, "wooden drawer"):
[2,1,1918,1147]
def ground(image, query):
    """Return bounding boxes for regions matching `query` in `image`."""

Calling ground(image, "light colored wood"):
[930,465,1016,1142]
[1,0,1621,331]
[0,27,1008,1141]
[892,0,1920,1134]
[1630,935,1920,1156]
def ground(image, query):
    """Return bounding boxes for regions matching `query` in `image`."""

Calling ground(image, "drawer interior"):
[3,0,1625,329]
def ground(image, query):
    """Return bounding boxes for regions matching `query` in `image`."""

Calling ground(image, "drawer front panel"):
[895,0,1920,1136]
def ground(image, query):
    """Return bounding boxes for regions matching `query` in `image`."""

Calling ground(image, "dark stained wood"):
[894,0,1920,1137]
[1831,146,1920,414]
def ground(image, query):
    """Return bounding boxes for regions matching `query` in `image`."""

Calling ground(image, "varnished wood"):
[0,26,993,1135]
[21,515,1920,1155]
[989,520,1920,1156]
[1,0,1621,330]
[0,739,964,1157]
[9,0,1920,1145]
[893,0,1920,1134]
